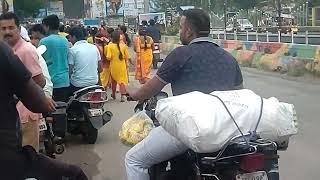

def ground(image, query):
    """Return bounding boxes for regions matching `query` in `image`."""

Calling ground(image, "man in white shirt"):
[20,26,53,97]
[68,26,102,94]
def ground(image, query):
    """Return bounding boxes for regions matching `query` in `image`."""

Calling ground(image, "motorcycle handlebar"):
[124,94,136,102]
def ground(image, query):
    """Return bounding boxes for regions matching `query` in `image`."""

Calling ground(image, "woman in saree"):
[106,31,130,102]
[95,33,111,89]
[134,28,154,84]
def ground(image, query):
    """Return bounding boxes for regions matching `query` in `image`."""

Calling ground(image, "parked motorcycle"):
[51,85,113,145]
[131,92,284,180]
[39,110,66,158]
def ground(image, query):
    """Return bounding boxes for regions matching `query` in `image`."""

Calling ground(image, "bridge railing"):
[210,29,320,45]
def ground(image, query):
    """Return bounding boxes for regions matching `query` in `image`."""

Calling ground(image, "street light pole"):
[306,2,309,26]
[302,4,305,26]
[277,0,281,38]
[224,0,227,30]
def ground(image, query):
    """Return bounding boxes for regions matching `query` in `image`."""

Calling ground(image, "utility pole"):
[144,0,149,13]
[306,2,309,26]
[302,3,305,26]
[277,0,281,38]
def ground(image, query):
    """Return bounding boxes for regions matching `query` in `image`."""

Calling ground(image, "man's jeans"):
[125,126,188,180]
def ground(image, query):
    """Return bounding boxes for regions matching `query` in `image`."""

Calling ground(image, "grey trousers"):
[125,126,188,180]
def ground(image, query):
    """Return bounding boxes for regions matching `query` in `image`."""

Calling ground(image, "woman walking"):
[106,31,130,102]
[134,28,154,84]
[95,33,111,88]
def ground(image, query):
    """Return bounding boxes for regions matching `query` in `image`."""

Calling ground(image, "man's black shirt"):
[0,42,31,149]
[156,37,243,96]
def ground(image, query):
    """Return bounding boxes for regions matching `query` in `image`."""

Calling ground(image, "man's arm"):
[68,48,75,76]
[127,76,166,101]
[234,63,244,90]
[128,47,189,101]
[2,43,55,113]
[22,47,46,88]
[19,79,55,113]
[33,74,46,88]
[96,46,103,73]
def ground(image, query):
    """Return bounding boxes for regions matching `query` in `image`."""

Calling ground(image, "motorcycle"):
[152,43,163,69]
[51,85,113,145]
[39,110,65,158]
[131,92,285,180]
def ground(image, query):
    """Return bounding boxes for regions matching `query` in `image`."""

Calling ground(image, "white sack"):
[155,89,298,153]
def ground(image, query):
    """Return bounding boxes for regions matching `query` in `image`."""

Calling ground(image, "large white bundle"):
[155,89,298,153]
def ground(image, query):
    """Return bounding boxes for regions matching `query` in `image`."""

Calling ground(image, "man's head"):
[141,20,148,27]
[42,15,60,34]
[179,9,210,45]
[30,24,46,46]
[120,25,127,34]
[138,28,147,36]
[68,26,85,44]
[0,12,21,46]
[89,27,98,36]
[59,25,65,32]
[107,27,114,35]
[149,19,155,26]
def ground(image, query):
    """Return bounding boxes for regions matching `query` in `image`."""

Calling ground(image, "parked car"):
[237,18,254,32]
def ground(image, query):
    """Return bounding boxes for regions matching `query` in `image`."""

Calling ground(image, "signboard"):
[91,0,106,18]
[123,0,145,17]
[84,18,100,27]
[47,1,64,19]
[138,12,166,26]
[0,0,14,14]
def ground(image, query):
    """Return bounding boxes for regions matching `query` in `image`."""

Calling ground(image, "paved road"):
[59,68,320,180]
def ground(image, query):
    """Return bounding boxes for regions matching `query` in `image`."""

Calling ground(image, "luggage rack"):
[200,134,276,162]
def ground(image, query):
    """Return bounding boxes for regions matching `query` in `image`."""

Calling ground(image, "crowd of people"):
[0,11,160,179]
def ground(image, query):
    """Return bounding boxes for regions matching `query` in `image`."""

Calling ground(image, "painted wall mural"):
[160,36,320,76]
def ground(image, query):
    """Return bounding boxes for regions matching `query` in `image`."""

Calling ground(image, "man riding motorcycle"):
[125,9,243,180]
[68,26,102,94]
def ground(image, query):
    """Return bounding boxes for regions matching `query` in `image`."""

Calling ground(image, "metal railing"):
[211,30,320,45]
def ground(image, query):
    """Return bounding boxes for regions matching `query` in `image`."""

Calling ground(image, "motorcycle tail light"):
[88,92,103,101]
[78,90,107,103]
[240,153,265,172]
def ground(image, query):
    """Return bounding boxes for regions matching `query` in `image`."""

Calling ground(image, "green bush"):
[165,17,180,36]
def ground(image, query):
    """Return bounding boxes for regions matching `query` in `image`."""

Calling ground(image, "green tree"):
[230,0,260,13]
[13,0,46,17]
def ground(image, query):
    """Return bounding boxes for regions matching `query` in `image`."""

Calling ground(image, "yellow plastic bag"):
[119,111,154,146]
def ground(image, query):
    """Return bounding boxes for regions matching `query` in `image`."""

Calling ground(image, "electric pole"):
[277,0,281,38]
[144,0,149,13]
[224,0,227,30]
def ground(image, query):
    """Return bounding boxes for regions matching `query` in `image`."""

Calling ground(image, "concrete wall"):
[160,36,320,76]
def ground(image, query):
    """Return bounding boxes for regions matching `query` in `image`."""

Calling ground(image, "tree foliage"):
[13,0,46,17]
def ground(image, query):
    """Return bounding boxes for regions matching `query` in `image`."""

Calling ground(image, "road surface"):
[59,68,320,180]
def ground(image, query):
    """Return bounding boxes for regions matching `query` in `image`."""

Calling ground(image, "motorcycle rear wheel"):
[82,121,98,144]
